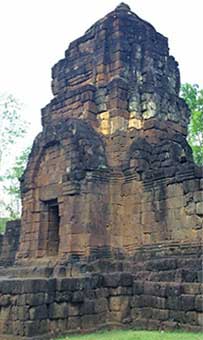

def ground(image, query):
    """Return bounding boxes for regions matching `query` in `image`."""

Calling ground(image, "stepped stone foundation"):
[0,3,202,339]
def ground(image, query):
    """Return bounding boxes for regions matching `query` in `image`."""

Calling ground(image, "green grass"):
[57,330,203,340]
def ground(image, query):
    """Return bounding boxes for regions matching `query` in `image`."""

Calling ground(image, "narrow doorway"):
[47,199,60,256]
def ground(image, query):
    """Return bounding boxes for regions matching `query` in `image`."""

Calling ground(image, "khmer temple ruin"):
[0,3,202,339]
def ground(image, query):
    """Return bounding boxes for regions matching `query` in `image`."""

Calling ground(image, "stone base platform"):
[0,242,202,339]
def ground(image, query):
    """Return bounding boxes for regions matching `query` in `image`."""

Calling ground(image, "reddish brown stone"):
[0,3,202,339]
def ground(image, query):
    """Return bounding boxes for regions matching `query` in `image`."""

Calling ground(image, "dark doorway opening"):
[47,199,60,256]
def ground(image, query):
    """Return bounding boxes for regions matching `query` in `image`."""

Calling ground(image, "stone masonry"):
[0,3,202,339]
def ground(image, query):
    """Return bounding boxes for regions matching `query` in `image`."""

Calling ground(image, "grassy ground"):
[57,330,203,340]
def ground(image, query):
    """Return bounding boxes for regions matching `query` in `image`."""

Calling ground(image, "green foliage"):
[0,94,30,221]
[2,147,31,219]
[0,217,9,234]
[181,83,203,165]
[0,94,28,167]
[56,330,203,340]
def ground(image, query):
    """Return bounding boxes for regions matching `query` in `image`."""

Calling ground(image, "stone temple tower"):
[0,4,202,339]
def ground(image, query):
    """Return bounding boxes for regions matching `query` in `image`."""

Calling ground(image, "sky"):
[0,0,202,145]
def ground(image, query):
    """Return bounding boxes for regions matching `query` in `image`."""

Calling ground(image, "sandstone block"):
[29,304,48,320]
[84,289,96,300]
[181,323,202,332]
[138,295,166,309]
[68,303,80,316]
[139,307,152,319]
[16,306,29,321]
[169,310,187,323]
[182,283,200,295]
[133,281,144,295]
[185,311,198,325]
[25,293,45,306]
[197,271,203,282]
[147,319,161,330]
[195,295,203,312]
[48,302,68,319]
[162,321,178,330]
[68,316,81,330]
[196,202,203,216]
[109,286,132,296]
[55,291,72,303]
[132,318,149,330]
[130,295,141,308]
[166,296,180,310]
[0,295,11,307]
[183,180,200,193]
[95,288,109,298]
[24,320,48,337]
[165,283,182,297]
[103,273,128,288]
[80,300,95,315]
[57,278,81,291]
[22,279,48,294]
[194,191,203,202]
[0,280,22,295]
[197,313,203,326]
[12,320,25,337]
[109,296,130,313]
[167,196,184,209]
[45,291,56,304]
[72,291,85,303]
[167,184,183,198]
[81,314,101,329]
[95,298,108,313]
[180,295,195,311]
[0,307,12,321]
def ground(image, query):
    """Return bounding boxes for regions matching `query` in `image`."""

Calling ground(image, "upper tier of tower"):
[41,3,189,135]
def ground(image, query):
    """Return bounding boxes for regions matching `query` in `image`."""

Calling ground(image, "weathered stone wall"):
[17,141,202,261]
[14,3,202,263]
[0,244,202,339]
[44,3,187,133]
[0,220,21,266]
